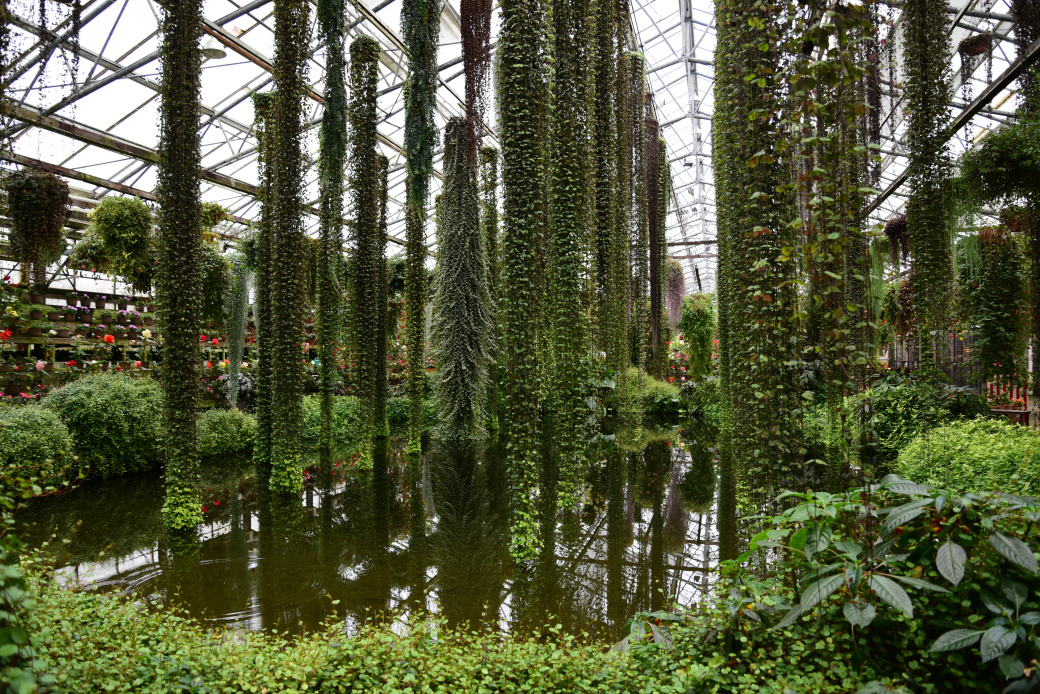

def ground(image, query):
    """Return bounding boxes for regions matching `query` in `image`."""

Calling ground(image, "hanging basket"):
[958,32,992,58]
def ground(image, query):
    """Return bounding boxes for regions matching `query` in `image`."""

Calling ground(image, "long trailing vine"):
[251,92,275,478]
[348,35,381,447]
[432,117,492,440]
[593,0,618,362]
[652,137,669,379]
[461,0,492,167]
[374,154,391,437]
[401,0,439,452]
[156,0,204,530]
[268,0,310,495]
[480,145,500,432]
[224,253,250,408]
[498,0,550,557]
[550,0,593,509]
[316,0,347,477]
[904,0,953,363]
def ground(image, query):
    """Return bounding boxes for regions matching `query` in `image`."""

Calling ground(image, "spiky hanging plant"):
[480,145,500,431]
[156,0,204,530]
[374,155,391,437]
[498,0,550,556]
[224,255,250,407]
[317,0,347,476]
[251,92,275,476]
[551,0,593,509]
[348,36,381,445]
[650,136,668,379]
[904,0,953,363]
[402,0,440,452]
[432,118,492,439]
[461,0,493,167]
[5,167,69,291]
[268,0,310,495]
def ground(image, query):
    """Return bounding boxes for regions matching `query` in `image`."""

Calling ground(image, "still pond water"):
[19,434,719,639]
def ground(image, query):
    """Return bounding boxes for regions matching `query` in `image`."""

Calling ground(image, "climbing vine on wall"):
[348,36,381,446]
[498,0,550,557]
[317,0,347,476]
[156,0,204,530]
[401,0,439,452]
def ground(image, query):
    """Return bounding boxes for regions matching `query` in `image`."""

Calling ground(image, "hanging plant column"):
[317,0,347,474]
[269,0,311,495]
[432,118,492,439]
[252,92,275,476]
[904,0,953,362]
[551,0,592,508]
[156,0,204,530]
[401,0,440,452]
[499,0,551,557]
[480,145,500,431]
[374,155,391,437]
[348,36,382,445]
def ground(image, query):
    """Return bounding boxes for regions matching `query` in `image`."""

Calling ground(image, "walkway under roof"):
[0,0,1033,296]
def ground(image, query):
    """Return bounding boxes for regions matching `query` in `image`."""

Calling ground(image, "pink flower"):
[35,360,45,371]
[134,360,142,367]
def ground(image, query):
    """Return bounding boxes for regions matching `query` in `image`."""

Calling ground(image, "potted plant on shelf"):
[117,295,131,310]
[46,308,62,322]
[26,320,50,337]
[142,312,155,326]
[116,309,130,325]
[127,324,139,340]
[100,309,114,325]
[28,305,44,321]
[65,291,79,307]
[75,323,90,337]
[110,324,126,339]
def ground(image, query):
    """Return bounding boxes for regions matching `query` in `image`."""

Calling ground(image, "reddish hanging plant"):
[461,0,493,168]
[884,213,909,267]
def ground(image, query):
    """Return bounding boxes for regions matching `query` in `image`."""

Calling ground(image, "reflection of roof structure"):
[0,0,1034,296]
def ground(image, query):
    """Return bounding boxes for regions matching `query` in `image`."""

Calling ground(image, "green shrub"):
[896,417,1040,495]
[678,375,720,445]
[387,395,436,437]
[0,405,77,491]
[867,371,989,464]
[302,394,362,453]
[40,373,163,479]
[198,408,256,459]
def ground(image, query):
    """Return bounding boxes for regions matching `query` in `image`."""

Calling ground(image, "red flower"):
[0,329,11,341]
[200,335,207,342]
[205,361,212,369]
[201,505,208,513]
[213,500,220,506]
[134,360,142,367]
[104,334,115,344]
[211,338,219,345]
[67,359,77,366]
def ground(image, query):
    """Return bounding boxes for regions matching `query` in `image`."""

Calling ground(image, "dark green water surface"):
[18,436,718,639]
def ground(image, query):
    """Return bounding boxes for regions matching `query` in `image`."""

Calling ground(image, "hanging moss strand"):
[268,0,310,496]
[156,0,204,530]
[401,0,440,452]
[316,0,348,476]
[480,146,501,431]
[498,0,550,557]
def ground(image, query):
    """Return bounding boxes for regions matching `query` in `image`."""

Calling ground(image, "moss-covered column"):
[269,0,310,495]
[499,0,550,557]
[629,55,648,369]
[317,0,347,475]
[348,36,381,445]
[156,0,204,530]
[402,0,440,453]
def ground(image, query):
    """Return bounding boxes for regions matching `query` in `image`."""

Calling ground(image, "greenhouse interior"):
[0,0,1037,690]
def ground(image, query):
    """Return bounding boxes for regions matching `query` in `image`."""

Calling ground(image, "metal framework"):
[0,0,1033,297]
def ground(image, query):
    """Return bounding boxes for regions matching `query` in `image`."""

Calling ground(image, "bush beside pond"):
[198,408,256,459]
[40,373,163,479]
[896,417,1040,495]
[0,405,77,491]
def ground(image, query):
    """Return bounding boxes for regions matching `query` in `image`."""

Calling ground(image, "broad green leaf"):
[805,525,832,562]
[771,604,805,630]
[869,575,913,617]
[1019,612,1040,625]
[880,507,926,537]
[891,575,950,593]
[1002,580,1028,611]
[990,533,1039,573]
[981,626,1017,662]
[983,590,1013,615]
[800,573,845,611]
[929,628,983,652]
[885,481,930,495]
[937,540,967,587]
[998,654,1026,680]
[843,600,876,628]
